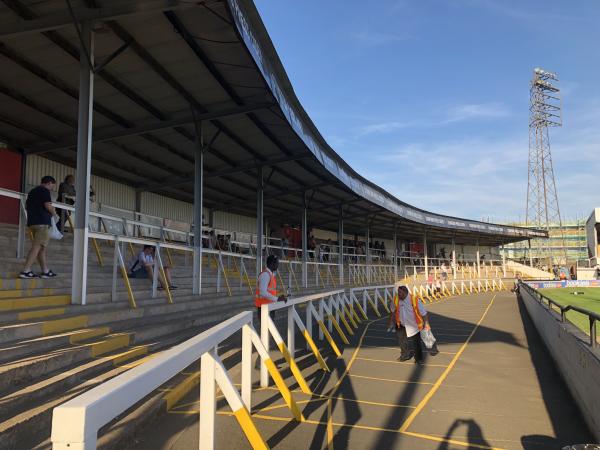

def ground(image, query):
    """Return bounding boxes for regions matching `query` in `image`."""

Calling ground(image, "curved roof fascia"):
[226,0,546,240]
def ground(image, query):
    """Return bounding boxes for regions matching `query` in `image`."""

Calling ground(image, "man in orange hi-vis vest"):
[387,285,432,364]
[255,254,287,309]
[255,255,287,369]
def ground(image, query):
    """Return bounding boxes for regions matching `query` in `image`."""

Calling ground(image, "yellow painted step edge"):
[18,307,66,321]
[0,295,70,312]
[164,371,200,411]
[42,314,88,335]
[0,287,54,299]
[69,327,111,344]
[112,346,150,367]
[90,333,132,357]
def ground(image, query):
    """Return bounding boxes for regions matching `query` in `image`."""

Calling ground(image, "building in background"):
[586,208,600,266]
[501,219,588,266]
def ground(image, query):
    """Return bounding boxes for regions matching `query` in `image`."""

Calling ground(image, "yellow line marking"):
[215,409,505,449]
[361,344,456,355]
[355,357,448,368]
[348,374,434,386]
[255,392,417,414]
[398,294,497,433]
[401,431,505,450]
[326,398,334,450]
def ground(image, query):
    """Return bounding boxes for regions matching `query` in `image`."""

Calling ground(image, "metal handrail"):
[520,282,598,347]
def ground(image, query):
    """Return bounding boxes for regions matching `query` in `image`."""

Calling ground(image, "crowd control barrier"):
[51,311,304,450]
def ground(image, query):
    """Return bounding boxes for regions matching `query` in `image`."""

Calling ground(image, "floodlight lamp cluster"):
[533,67,558,80]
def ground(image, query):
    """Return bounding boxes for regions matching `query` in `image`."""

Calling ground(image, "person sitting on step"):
[129,245,177,290]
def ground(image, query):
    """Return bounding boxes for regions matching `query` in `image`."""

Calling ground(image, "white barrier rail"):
[51,311,304,450]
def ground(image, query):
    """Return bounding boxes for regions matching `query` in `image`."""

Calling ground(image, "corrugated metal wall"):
[25,155,135,210]
[213,210,256,234]
[140,192,194,223]
[26,156,257,232]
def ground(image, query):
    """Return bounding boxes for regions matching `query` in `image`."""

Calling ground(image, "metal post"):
[199,351,216,450]
[338,207,344,286]
[452,237,457,279]
[393,226,398,282]
[423,230,428,279]
[501,244,507,277]
[365,219,370,283]
[17,194,26,259]
[71,21,94,306]
[476,240,481,278]
[260,306,269,387]
[241,325,252,411]
[301,199,308,288]
[192,119,204,295]
[528,239,533,267]
[256,167,264,278]
[287,306,295,358]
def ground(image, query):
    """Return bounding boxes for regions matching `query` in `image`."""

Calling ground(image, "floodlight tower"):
[526,68,566,265]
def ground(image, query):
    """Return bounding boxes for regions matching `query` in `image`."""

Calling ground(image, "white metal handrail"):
[50,311,304,450]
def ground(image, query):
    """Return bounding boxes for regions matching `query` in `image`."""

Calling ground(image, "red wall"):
[0,149,22,225]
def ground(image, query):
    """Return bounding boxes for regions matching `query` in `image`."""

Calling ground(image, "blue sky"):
[254,0,600,224]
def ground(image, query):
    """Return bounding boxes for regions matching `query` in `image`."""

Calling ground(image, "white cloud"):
[444,102,511,123]
[358,121,414,136]
[347,123,599,222]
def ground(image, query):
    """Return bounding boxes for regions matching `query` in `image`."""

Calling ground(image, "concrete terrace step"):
[0,301,259,449]
[0,338,173,450]
[0,291,255,345]
[0,290,257,343]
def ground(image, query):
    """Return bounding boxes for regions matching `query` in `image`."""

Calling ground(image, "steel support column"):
[476,240,481,278]
[423,230,428,279]
[528,239,533,267]
[501,244,507,277]
[71,21,94,306]
[192,119,204,295]
[393,225,398,282]
[301,196,308,288]
[338,206,344,285]
[256,167,264,278]
[365,219,371,283]
[452,237,457,279]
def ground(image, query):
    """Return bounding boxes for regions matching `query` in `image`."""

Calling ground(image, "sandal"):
[19,271,38,279]
[41,270,57,278]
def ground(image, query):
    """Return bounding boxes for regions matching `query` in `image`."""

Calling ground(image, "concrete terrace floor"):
[130,291,592,450]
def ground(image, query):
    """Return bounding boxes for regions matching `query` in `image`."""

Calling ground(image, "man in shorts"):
[20,176,58,279]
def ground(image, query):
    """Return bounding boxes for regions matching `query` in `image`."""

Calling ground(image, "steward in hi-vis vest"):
[387,284,431,364]
[255,254,287,308]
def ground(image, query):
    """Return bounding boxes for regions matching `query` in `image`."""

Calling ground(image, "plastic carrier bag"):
[49,216,63,240]
[420,328,436,349]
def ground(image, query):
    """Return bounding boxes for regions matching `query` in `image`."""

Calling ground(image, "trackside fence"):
[50,311,304,450]
[520,282,598,347]
[50,282,508,450]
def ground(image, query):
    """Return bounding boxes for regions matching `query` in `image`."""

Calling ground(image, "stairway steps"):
[0,295,71,312]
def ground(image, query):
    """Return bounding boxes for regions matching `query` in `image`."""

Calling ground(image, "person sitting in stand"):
[129,245,178,290]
